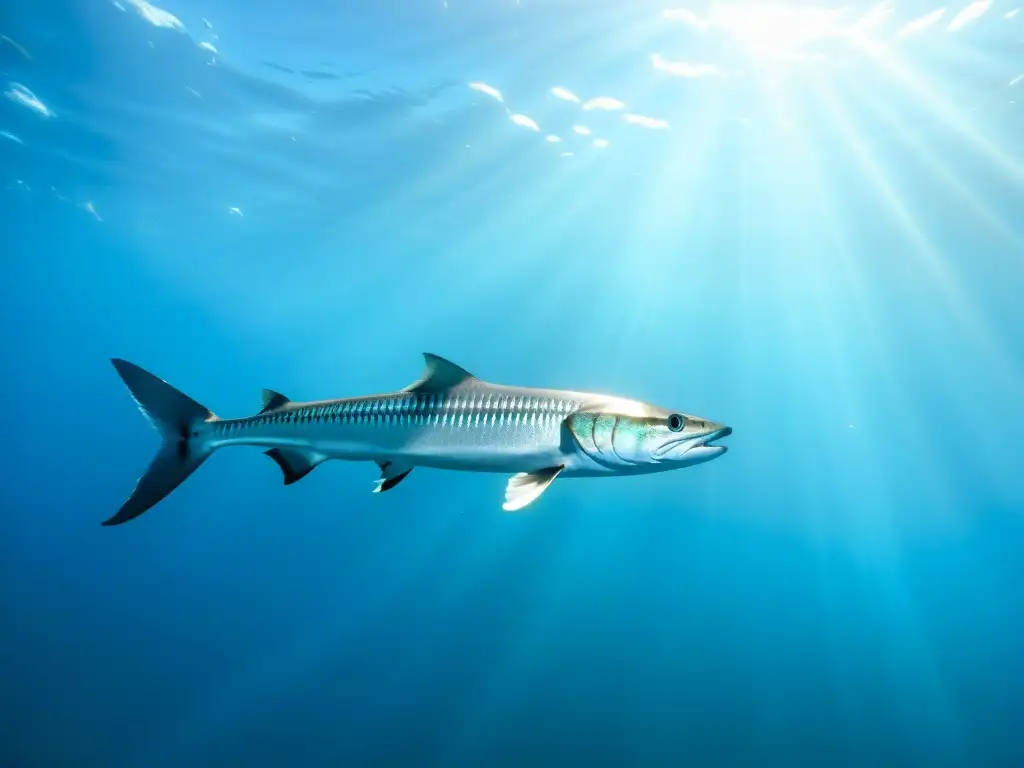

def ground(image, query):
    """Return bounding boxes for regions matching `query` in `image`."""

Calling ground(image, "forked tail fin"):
[106,359,216,526]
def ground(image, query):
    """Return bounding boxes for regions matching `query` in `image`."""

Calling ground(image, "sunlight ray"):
[594,109,726,379]
[722,78,874,533]
[812,77,1024,388]
[852,38,1024,187]
[766,71,966,533]
[843,79,1024,255]
[704,3,850,60]
[348,141,646,342]
[753,83,861,432]
[890,15,1024,98]
[777,88,974,759]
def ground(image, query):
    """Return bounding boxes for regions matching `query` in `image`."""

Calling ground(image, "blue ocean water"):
[2,0,1023,765]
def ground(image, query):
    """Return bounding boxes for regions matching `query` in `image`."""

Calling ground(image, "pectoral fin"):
[265,448,327,485]
[373,461,413,493]
[503,466,564,512]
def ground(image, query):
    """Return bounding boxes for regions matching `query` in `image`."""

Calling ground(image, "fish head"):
[566,398,732,471]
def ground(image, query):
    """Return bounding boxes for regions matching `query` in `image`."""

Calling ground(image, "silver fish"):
[106,353,732,525]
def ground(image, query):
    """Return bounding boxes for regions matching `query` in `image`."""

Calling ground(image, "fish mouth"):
[700,426,733,451]
[653,426,733,459]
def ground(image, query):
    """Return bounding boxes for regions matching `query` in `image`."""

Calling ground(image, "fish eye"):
[667,414,685,432]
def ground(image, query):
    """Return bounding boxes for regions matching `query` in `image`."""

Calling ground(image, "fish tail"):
[105,359,216,526]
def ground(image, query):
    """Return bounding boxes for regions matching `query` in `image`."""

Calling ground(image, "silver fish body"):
[202,385,590,473]
[106,353,732,525]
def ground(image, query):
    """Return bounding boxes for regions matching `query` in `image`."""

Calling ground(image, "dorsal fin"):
[401,353,478,393]
[260,389,290,414]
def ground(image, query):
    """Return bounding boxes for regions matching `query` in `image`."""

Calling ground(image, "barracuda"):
[106,353,732,525]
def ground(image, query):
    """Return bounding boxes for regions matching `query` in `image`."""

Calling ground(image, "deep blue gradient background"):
[2,1,1023,765]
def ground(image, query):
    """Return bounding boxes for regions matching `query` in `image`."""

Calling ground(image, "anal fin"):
[503,466,564,512]
[373,461,413,493]
[265,448,327,485]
